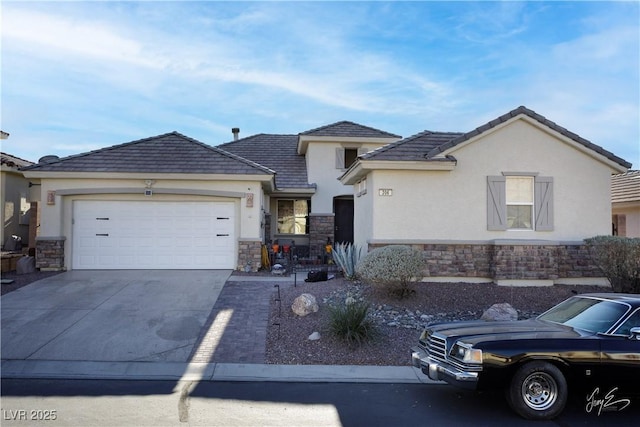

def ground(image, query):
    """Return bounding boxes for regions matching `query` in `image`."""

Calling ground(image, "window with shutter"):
[487,175,553,231]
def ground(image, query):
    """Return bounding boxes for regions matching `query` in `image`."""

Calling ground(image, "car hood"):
[427,319,588,346]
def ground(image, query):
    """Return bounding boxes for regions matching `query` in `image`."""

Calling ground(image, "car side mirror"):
[630,327,640,340]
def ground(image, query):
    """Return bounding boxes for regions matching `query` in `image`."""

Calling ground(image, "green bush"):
[356,245,425,298]
[584,236,640,293]
[328,301,377,348]
[331,243,362,280]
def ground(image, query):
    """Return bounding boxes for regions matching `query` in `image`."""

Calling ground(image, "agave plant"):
[331,242,362,280]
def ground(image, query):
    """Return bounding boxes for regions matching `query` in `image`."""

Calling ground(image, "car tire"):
[507,361,568,420]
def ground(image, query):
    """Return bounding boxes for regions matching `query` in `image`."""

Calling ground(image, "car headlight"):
[451,342,482,364]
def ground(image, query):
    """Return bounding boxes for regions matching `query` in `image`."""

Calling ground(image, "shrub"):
[356,245,425,298]
[328,300,377,348]
[331,243,362,280]
[584,236,640,293]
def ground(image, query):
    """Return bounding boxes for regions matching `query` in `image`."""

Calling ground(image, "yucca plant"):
[331,242,362,280]
[328,301,377,348]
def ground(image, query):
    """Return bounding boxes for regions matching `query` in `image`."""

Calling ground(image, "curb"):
[1,360,440,384]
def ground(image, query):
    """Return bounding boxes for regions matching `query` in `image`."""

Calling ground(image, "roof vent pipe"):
[232,127,240,141]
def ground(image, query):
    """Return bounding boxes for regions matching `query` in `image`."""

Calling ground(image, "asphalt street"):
[2,379,639,427]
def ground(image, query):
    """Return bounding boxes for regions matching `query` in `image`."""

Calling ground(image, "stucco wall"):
[613,205,640,237]
[364,119,615,243]
[306,142,383,214]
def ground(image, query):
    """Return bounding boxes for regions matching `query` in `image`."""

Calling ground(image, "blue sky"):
[2,1,639,168]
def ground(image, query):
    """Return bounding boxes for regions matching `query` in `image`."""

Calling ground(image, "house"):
[339,106,631,285]
[1,151,35,251]
[612,170,640,237]
[21,106,631,285]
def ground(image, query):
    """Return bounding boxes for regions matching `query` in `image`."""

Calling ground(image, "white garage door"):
[73,201,235,269]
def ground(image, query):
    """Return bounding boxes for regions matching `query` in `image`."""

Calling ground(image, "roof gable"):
[426,106,631,169]
[299,121,401,138]
[21,132,275,176]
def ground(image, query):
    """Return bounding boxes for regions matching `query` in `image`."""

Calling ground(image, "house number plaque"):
[378,188,393,196]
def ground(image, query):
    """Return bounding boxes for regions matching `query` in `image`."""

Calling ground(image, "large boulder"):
[481,303,518,322]
[291,293,319,317]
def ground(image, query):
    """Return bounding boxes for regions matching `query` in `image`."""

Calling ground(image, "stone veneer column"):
[35,236,66,271]
[309,214,334,260]
[237,239,263,272]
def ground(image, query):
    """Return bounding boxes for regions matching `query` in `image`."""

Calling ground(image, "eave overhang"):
[297,135,400,155]
[339,159,457,185]
[431,114,630,174]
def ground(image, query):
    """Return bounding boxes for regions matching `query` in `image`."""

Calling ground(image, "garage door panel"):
[73,201,236,269]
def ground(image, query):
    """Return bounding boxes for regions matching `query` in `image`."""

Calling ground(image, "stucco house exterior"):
[22,106,631,284]
[612,170,640,237]
[1,151,35,250]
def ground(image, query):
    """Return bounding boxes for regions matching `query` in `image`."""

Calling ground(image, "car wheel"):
[507,361,568,420]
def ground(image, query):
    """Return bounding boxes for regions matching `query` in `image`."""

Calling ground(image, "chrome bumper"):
[411,346,479,389]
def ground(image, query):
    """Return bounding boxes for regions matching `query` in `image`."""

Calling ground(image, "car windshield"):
[537,296,629,333]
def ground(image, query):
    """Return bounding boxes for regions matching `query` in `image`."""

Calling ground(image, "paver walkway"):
[189,279,282,364]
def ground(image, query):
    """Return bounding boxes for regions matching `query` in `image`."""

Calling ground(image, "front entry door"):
[334,197,354,245]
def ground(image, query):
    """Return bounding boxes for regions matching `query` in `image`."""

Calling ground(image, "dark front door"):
[334,197,354,245]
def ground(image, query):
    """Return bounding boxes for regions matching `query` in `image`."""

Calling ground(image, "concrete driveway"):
[1,270,230,362]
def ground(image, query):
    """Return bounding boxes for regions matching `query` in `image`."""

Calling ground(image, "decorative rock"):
[481,303,518,322]
[345,296,356,305]
[292,293,319,317]
[308,331,321,341]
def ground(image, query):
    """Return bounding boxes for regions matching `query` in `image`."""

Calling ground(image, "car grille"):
[426,332,448,364]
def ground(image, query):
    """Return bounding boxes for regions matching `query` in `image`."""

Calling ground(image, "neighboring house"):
[21,106,631,285]
[1,152,35,250]
[612,170,640,237]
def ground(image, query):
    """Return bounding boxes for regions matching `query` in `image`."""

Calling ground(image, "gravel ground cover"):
[265,277,609,366]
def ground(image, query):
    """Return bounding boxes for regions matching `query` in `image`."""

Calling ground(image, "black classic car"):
[411,293,640,420]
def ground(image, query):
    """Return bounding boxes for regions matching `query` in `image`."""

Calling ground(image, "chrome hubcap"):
[522,372,557,411]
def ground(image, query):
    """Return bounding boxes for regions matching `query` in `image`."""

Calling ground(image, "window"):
[506,177,534,229]
[357,177,367,197]
[335,147,364,169]
[487,174,553,231]
[277,199,309,234]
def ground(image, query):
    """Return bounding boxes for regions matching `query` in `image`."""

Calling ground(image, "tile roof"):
[425,106,632,168]
[363,106,631,169]
[21,132,275,176]
[300,121,401,138]
[218,134,313,190]
[1,152,34,168]
[612,170,640,203]
[362,131,463,161]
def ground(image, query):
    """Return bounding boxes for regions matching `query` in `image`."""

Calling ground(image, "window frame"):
[276,199,310,235]
[487,173,553,231]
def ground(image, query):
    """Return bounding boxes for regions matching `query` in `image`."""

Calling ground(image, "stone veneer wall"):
[309,214,334,260]
[237,239,263,272]
[35,236,66,271]
[368,242,600,281]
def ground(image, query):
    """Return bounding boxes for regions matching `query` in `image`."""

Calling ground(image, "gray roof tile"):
[365,106,631,169]
[218,134,313,190]
[1,152,34,168]
[21,132,275,176]
[300,121,401,138]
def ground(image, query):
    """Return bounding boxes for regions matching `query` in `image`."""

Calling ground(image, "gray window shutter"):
[535,177,554,231]
[487,176,507,230]
[335,148,345,169]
